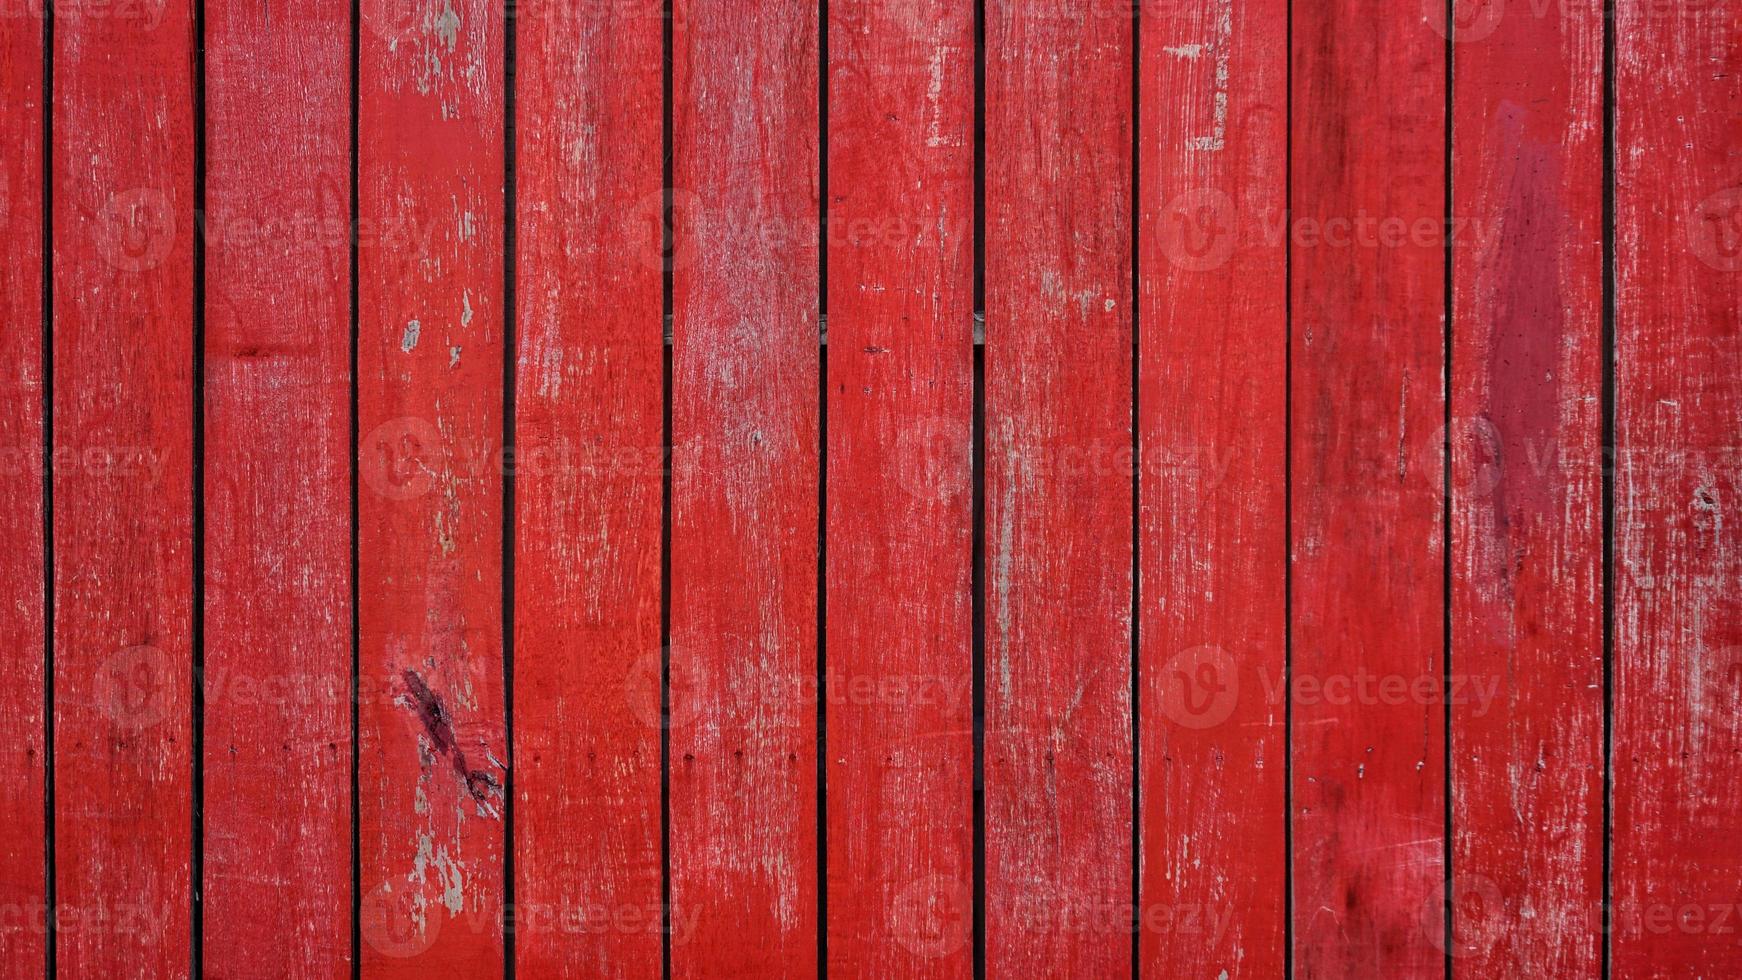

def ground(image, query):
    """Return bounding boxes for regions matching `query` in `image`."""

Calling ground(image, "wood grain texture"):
[357,0,506,972]
[825,0,974,974]
[669,0,820,974]
[1448,0,1603,973]
[1138,0,1287,973]
[52,0,196,975]
[513,0,663,975]
[1613,0,1742,973]
[984,1,1132,974]
[202,0,353,974]
[0,7,45,973]
[1289,0,1445,973]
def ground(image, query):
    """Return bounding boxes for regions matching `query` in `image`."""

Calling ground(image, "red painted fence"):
[2,0,1739,976]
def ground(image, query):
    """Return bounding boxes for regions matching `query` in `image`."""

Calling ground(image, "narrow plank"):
[357,0,506,971]
[825,0,974,973]
[669,0,820,973]
[0,6,45,972]
[51,0,196,975]
[1289,0,1446,972]
[1448,0,1603,972]
[202,0,352,974]
[1612,0,1742,973]
[513,0,663,974]
[1137,0,1287,972]
[984,0,1133,973]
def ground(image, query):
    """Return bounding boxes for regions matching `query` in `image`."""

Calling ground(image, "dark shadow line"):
[502,0,518,973]
[41,2,56,974]
[1600,0,1617,973]
[192,0,209,967]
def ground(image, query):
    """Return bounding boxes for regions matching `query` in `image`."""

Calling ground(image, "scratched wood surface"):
[203,0,353,975]
[984,1,1133,975]
[669,1,821,975]
[13,0,1742,976]
[1290,0,1447,973]
[0,6,44,974]
[513,0,664,974]
[1612,0,1742,974]
[52,0,197,975]
[1448,0,1604,973]
[357,0,507,972]
[1138,0,1288,974]
[825,0,974,974]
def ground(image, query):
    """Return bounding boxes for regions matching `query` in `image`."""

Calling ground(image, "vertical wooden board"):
[1138,0,1287,974]
[0,7,44,973]
[202,0,353,975]
[825,0,974,974]
[357,0,506,972]
[513,0,663,975]
[51,0,195,976]
[984,1,1132,974]
[1613,0,1742,973]
[1448,0,1603,973]
[1289,0,1445,973]
[669,0,820,974]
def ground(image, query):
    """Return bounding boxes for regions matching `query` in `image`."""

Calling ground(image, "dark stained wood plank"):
[1138,0,1288,973]
[984,0,1133,974]
[825,0,974,973]
[1448,0,1604,972]
[52,1,196,975]
[513,0,664,974]
[1612,0,1742,973]
[1289,0,1446,972]
[669,0,821,974]
[202,0,353,975]
[357,0,507,971]
[0,7,45,973]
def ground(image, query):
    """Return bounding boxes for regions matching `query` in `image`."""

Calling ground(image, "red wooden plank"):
[52,0,196,975]
[1613,0,1742,973]
[1289,0,1446,973]
[1138,0,1287,973]
[0,7,45,972]
[984,1,1132,974]
[669,1,820,974]
[202,0,353,974]
[513,0,663,974]
[1448,0,1604,973]
[357,0,506,972]
[825,0,973,973]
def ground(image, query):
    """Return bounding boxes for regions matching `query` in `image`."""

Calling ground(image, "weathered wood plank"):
[357,0,507,971]
[669,1,821,975]
[52,0,196,974]
[984,0,1133,974]
[825,0,974,973]
[1290,0,1446,972]
[513,0,664,974]
[1448,0,1604,972]
[203,1,353,975]
[1138,0,1288,973]
[1613,0,1742,972]
[0,7,45,973]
